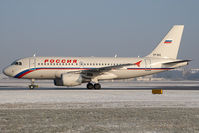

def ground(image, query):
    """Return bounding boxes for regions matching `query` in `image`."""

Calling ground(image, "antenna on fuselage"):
[33,50,39,57]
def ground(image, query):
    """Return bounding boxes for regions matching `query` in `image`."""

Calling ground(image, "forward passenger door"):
[29,57,36,69]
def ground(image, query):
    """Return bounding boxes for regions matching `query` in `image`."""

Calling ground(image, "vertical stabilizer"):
[147,25,184,59]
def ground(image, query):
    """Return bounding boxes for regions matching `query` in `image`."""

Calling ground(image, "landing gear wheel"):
[87,83,94,89]
[94,83,101,90]
[29,85,35,89]
[29,79,38,90]
[29,85,38,89]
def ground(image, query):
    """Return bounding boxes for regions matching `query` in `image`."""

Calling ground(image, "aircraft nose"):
[3,67,14,77]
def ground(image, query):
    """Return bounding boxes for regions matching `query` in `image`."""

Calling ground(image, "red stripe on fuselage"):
[17,70,35,78]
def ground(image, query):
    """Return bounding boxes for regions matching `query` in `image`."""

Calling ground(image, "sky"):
[0,0,199,70]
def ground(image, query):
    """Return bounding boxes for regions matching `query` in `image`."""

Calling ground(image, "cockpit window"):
[11,61,22,66]
[18,62,22,65]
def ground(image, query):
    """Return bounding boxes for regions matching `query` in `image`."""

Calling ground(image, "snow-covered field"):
[1,79,199,88]
[0,79,199,108]
[1,79,199,132]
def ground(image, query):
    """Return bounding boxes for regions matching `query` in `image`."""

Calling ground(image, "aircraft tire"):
[87,83,94,89]
[29,85,38,90]
[29,85,35,90]
[94,83,101,90]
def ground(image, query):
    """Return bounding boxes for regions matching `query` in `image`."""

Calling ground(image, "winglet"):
[135,60,142,67]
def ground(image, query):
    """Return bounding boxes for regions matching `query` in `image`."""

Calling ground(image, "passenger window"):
[41,63,43,65]
[38,63,40,65]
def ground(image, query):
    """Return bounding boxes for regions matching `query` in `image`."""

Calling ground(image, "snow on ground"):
[0,79,199,108]
[1,79,199,133]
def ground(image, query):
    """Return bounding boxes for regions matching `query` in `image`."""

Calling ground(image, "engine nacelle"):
[54,73,83,86]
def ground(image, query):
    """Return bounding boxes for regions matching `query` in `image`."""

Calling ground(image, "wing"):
[69,60,142,77]
[82,63,133,73]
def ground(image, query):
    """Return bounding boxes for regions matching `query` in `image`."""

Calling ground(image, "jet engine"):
[54,73,83,86]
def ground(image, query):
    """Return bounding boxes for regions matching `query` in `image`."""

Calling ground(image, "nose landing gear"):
[29,79,38,89]
[29,85,38,89]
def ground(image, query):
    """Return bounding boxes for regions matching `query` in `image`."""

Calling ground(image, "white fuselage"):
[3,56,187,80]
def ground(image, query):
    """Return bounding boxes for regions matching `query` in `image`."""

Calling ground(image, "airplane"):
[3,25,191,89]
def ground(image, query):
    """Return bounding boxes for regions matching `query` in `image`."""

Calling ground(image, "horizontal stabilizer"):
[163,60,191,65]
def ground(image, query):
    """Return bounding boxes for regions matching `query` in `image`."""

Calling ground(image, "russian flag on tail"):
[164,40,172,44]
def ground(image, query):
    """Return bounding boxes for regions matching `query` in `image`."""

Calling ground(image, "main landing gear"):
[29,79,38,89]
[87,82,101,90]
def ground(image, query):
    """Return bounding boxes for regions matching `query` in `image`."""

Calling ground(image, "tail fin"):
[147,25,184,59]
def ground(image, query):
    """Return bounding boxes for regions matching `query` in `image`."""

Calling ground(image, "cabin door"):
[29,58,36,69]
[145,59,151,71]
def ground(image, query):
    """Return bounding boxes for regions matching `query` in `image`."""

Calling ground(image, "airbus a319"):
[3,25,190,89]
